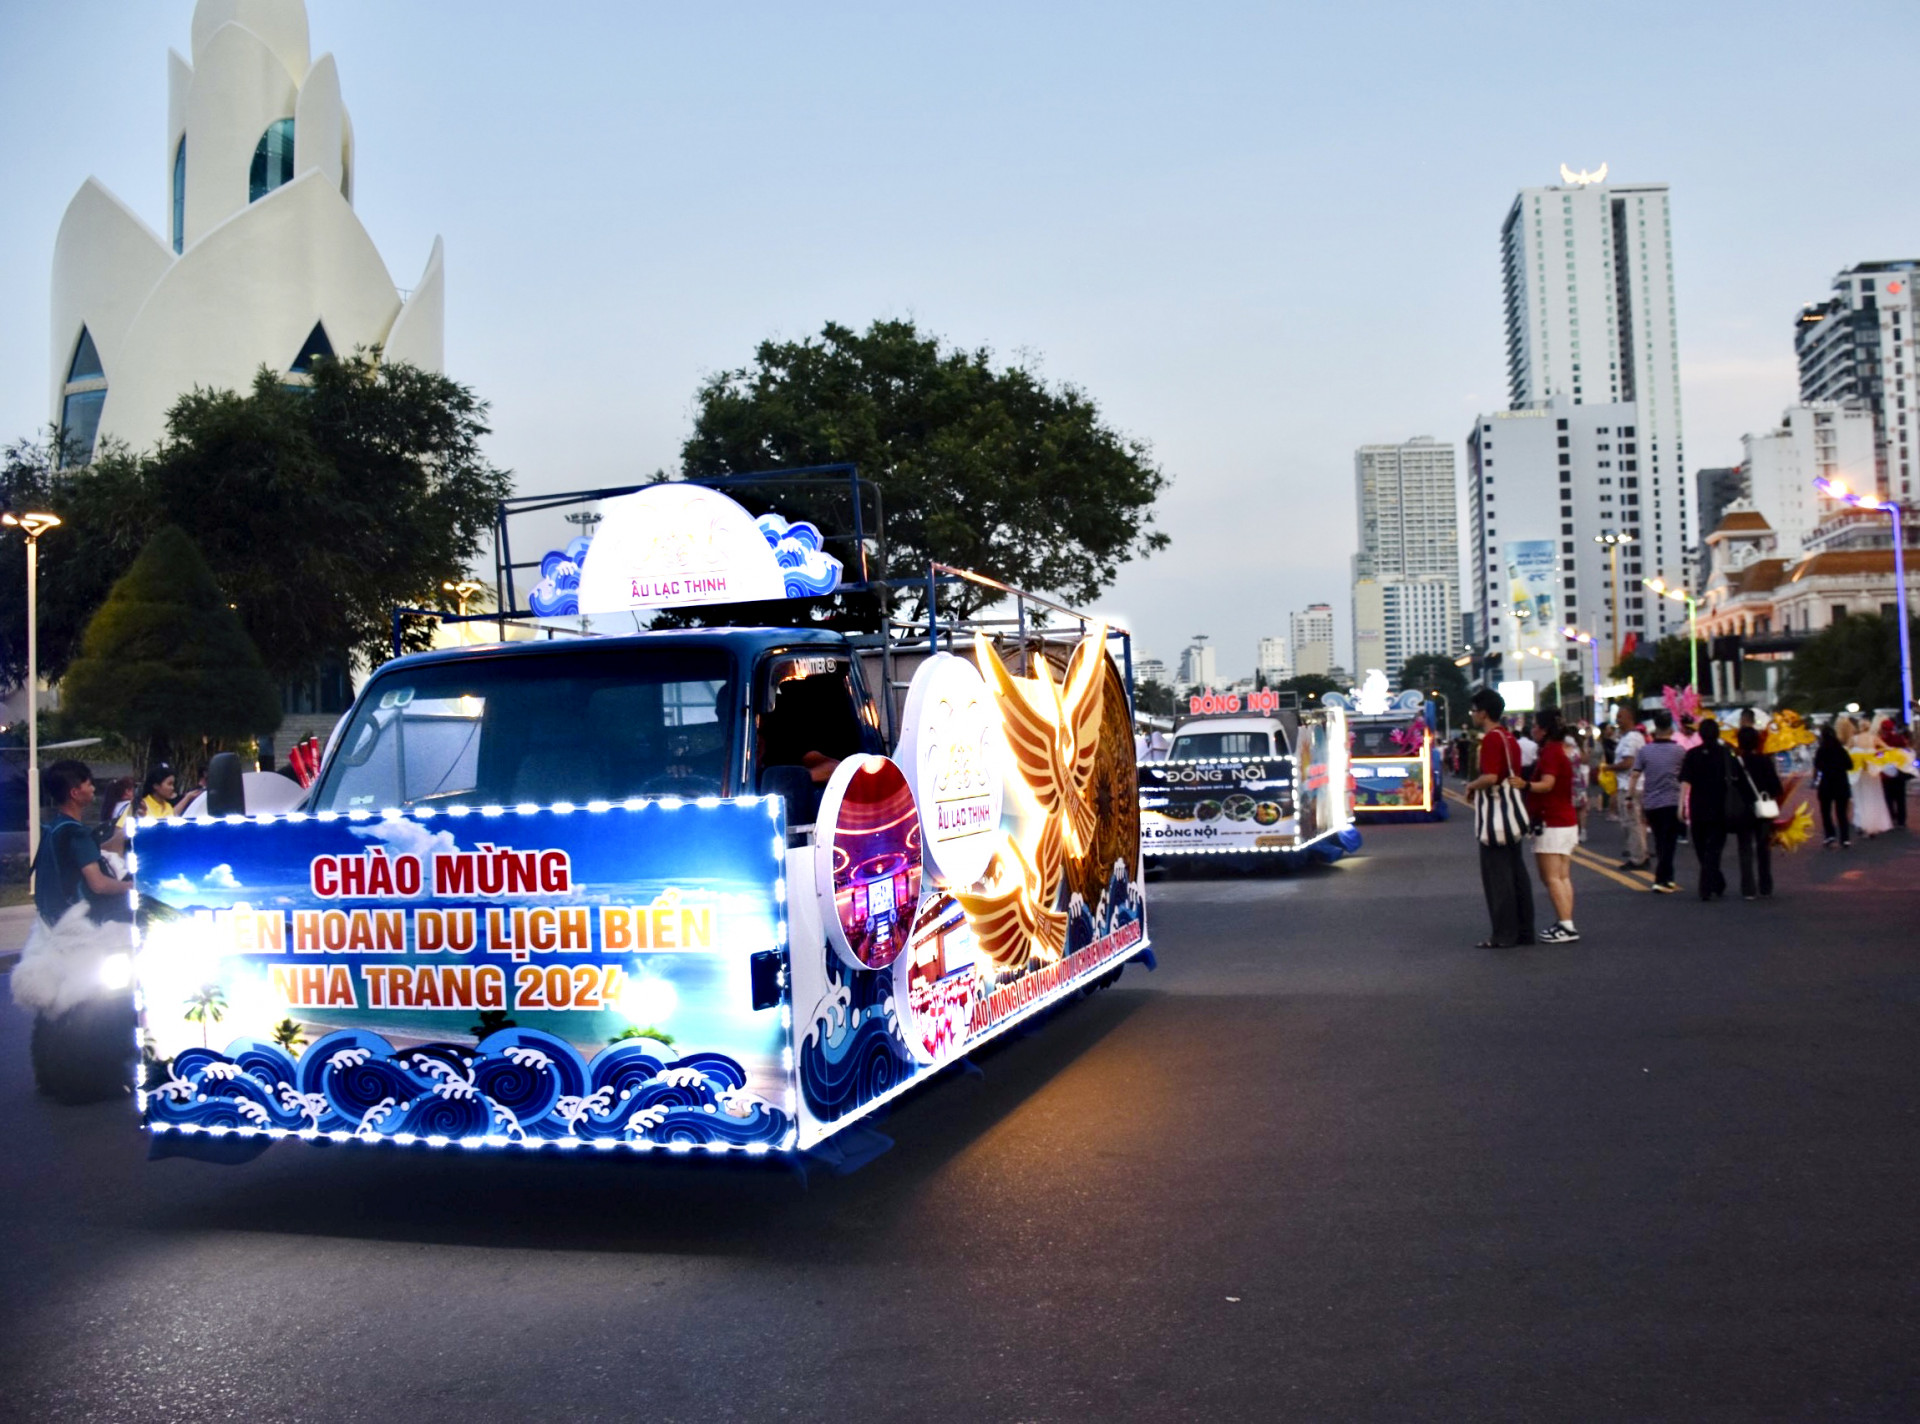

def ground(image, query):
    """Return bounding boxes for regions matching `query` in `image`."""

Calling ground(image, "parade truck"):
[1135,689,1357,868]
[115,476,1151,1165]
[1326,679,1448,823]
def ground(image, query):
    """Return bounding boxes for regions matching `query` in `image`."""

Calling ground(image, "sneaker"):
[1539,923,1581,943]
[1651,881,1679,893]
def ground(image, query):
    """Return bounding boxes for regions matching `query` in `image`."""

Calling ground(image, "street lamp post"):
[1563,625,1602,719]
[1594,530,1637,671]
[5,512,62,881]
[1814,477,1914,723]
[1643,577,1700,692]
[1525,646,1563,712]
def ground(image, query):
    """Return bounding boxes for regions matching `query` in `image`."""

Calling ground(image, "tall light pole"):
[1643,577,1699,691]
[1593,530,1636,671]
[1814,476,1914,722]
[5,511,62,879]
[1563,625,1602,719]
[1525,646,1563,712]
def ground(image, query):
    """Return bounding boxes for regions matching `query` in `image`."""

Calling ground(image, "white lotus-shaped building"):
[49,0,443,462]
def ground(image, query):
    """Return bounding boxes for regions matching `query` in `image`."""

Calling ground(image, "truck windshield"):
[1352,722,1421,757]
[311,647,735,812]
[1169,728,1277,760]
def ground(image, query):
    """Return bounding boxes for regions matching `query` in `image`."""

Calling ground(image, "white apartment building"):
[1178,639,1217,690]
[1740,404,1873,557]
[1289,605,1335,678]
[1352,576,1453,687]
[1135,657,1168,688]
[1467,395,1658,698]
[1353,437,1460,596]
[1255,636,1290,682]
[1794,260,1919,503]
[1498,173,1689,629]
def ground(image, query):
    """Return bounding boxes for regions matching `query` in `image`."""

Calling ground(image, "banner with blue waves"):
[133,800,795,1155]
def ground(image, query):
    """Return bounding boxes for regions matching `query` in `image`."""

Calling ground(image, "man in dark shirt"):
[34,760,135,927]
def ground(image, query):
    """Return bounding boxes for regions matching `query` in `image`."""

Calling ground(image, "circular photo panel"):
[815,755,924,972]
[890,892,981,1066]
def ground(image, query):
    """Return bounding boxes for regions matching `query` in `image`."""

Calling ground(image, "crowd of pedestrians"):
[1467,692,1914,941]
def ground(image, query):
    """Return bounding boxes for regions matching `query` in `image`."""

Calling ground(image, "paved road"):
[2,805,1917,1422]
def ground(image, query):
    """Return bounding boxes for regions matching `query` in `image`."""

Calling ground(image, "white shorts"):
[1534,825,1579,856]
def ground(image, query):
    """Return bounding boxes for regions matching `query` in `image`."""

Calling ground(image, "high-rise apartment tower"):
[1794,260,1919,503]
[1498,171,1689,635]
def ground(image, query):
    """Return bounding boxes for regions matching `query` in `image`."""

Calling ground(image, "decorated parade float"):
[120,472,1152,1164]
[1325,672,1447,823]
[1135,687,1358,866]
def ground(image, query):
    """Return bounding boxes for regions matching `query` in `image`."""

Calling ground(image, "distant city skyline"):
[5,3,1916,680]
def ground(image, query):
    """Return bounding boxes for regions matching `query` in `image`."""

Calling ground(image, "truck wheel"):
[31,996,137,1105]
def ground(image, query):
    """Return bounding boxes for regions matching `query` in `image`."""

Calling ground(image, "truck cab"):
[1165,715,1291,763]
[310,627,884,833]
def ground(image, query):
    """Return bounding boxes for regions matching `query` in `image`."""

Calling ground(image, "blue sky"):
[3,1,1916,677]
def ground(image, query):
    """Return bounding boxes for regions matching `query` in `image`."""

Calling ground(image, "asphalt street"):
[2,801,1918,1422]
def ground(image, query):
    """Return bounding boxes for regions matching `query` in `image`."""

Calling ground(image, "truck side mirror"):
[756,764,818,829]
[204,752,246,816]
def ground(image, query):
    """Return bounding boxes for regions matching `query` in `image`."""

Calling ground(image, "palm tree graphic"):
[271,1018,307,1056]
[184,983,228,1049]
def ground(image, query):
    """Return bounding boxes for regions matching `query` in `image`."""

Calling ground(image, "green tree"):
[1784,612,1914,711]
[271,1018,307,1056]
[1399,653,1471,723]
[680,319,1169,613]
[1610,634,1693,695]
[0,353,511,691]
[183,982,227,1050]
[61,526,281,762]
[1133,677,1178,718]
[1278,673,1343,706]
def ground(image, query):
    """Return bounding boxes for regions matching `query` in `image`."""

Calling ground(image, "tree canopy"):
[0,352,511,690]
[62,524,281,755]
[1784,612,1914,711]
[1609,634,1694,695]
[1399,653,1471,723]
[1277,673,1343,705]
[680,319,1169,613]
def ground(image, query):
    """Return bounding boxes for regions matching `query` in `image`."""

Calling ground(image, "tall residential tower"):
[1794,260,1919,503]
[1351,436,1459,675]
[1494,171,1690,644]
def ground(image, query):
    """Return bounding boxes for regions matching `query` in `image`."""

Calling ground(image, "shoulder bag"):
[1735,755,1779,820]
[1474,730,1531,847]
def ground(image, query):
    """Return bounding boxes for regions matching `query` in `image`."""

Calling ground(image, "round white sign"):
[575,485,788,614]
[896,653,1005,887]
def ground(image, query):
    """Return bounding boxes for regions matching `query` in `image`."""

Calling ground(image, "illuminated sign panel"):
[896,654,1005,887]
[134,801,794,1152]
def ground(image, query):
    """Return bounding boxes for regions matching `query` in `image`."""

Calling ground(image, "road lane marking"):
[1445,789,1654,892]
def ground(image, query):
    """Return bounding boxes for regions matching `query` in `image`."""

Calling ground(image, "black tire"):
[30,995,138,1105]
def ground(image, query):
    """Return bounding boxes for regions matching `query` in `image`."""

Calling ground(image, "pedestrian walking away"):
[1737,725,1783,897]
[1878,718,1911,828]
[1813,721,1854,848]
[1466,687,1535,948]
[1612,706,1648,870]
[1522,708,1580,942]
[1636,713,1686,892]
[1680,719,1754,900]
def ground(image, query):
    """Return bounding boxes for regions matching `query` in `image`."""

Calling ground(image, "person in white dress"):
[1847,716,1895,838]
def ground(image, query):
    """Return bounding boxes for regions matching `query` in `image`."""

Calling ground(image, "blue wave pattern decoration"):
[799,955,907,1122]
[528,536,592,617]
[147,1026,791,1149]
[756,514,843,598]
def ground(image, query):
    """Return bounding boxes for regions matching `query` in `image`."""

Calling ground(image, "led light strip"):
[132,793,799,1159]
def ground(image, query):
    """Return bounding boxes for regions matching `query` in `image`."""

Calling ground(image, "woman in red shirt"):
[1523,708,1580,943]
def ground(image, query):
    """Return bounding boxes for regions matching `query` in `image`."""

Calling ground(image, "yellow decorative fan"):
[1772,803,1813,852]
